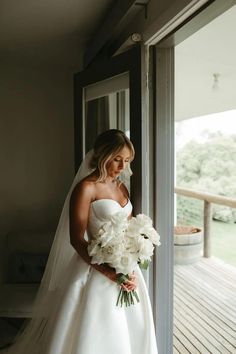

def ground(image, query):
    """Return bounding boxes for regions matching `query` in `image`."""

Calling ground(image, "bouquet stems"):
[116,274,140,307]
[116,288,140,307]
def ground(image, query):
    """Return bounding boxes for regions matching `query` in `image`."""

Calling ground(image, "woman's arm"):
[69,181,118,283]
[69,180,137,290]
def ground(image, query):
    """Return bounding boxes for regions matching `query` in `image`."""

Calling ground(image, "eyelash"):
[114,159,129,163]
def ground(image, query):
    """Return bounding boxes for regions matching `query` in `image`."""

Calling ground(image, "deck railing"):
[175,187,236,257]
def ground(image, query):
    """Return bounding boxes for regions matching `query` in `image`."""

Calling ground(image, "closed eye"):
[114,159,130,163]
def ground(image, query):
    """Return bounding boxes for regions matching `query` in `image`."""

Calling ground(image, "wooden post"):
[204,201,212,258]
[174,186,236,258]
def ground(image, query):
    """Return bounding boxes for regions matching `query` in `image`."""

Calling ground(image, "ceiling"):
[175,4,236,121]
[2,0,235,118]
[0,0,114,70]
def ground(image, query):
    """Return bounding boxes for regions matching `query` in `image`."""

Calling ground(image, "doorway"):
[153,0,236,353]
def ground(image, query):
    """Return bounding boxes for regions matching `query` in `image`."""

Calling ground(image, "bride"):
[5,129,158,354]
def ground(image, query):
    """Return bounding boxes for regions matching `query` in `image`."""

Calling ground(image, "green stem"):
[121,289,124,307]
[116,288,122,306]
[133,290,140,303]
[130,291,134,305]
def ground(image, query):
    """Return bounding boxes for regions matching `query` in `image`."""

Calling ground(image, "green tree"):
[176,132,236,224]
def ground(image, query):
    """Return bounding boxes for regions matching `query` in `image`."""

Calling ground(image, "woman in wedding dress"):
[5,129,158,354]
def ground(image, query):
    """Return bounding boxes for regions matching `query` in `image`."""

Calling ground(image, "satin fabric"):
[6,199,158,354]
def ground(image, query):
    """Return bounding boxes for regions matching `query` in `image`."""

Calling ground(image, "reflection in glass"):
[85,96,110,153]
[85,89,130,189]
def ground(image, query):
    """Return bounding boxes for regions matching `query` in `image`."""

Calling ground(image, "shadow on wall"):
[0,62,75,285]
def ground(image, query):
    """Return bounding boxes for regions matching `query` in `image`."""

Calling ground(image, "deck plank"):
[177,274,236,322]
[173,334,191,354]
[174,326,199,353]
[174,257,236,354]
[175,299,235,353]
[175,285,236,341]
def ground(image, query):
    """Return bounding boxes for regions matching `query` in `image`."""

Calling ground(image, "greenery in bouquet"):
[87,211,161,307]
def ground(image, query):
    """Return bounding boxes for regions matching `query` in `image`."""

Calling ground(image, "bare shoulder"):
[70,179,96,204]
[119,181,130,198]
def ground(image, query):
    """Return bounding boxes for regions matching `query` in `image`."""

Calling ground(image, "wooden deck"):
[174,257,236,354]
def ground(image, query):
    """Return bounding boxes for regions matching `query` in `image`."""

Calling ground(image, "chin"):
[109,171,122,178]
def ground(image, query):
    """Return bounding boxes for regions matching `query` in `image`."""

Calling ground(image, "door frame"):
[154,46,175,354]
[74,46,142,214]
[151,1,235,353]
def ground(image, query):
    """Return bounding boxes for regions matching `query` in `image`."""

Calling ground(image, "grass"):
[211,220,236,267]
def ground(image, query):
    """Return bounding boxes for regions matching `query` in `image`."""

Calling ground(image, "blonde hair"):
[90,129,135,182]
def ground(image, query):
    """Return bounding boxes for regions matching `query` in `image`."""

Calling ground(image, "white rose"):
[114,253,138,275]
[100,231,117,247]
[146,228,161,245]
[136,214,152,227]
[137,237,154,260]
[125,236,140,253]
[111,211,128,230]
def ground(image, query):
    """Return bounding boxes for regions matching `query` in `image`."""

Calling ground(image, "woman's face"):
[106,146,131,179]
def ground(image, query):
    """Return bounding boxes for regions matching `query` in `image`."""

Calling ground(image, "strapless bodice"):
[87,199,132,240]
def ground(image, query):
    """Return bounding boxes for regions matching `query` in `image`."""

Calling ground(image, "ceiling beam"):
[83,0,149,68]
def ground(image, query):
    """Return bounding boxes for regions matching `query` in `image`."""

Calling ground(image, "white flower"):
[100,230,117,247]
[110,211,128,228]
[137,236,154,260]
[146,228,161,245]
[87,240,101,256]
[88,211,161,275]
[112,253,138,275]
[87,211,161,307]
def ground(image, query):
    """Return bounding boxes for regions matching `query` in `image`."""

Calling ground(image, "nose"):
[119,160,125,170]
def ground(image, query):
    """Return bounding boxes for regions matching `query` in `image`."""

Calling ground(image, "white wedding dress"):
[6,198,158,354]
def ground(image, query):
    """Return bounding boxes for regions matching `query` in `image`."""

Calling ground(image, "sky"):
[175,109,236,150]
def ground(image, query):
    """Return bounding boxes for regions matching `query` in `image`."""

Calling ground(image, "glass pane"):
[84,88,130,190]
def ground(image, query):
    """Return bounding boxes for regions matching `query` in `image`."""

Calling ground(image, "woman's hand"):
[121,272,138,292]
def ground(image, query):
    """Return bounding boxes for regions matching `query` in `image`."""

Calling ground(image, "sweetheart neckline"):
[91,198,130,209]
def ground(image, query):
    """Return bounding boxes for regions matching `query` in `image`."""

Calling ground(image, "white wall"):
[0,61,77,283]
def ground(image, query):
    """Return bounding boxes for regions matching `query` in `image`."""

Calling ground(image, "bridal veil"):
[6,150,95,353]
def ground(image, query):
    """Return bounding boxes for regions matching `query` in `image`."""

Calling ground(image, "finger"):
[125,280,136,286]
[121,284,130,291]
[129,277,137,284]
[123,283,137,291]
[128,273,136,279]
[122,283,136,291]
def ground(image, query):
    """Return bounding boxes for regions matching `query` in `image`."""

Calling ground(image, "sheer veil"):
[6,150,95,353]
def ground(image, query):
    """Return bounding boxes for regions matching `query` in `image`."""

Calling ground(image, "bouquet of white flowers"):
[87,211,161,307]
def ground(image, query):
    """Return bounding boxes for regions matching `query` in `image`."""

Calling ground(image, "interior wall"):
[0,62,77,283]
